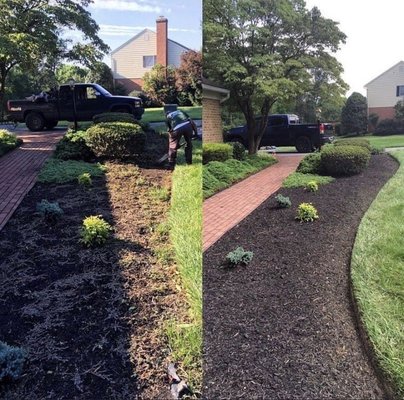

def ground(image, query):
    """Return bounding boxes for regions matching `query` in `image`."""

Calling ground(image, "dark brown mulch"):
[0,162,176,400]
[203,154,398,400]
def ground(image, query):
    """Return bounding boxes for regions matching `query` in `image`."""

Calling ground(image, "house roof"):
[364,60,404,88]
[110,28,190,56]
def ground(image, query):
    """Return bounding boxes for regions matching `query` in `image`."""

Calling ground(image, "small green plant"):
[36,199,64,222]
[305,180,319,192]
[296,203,319,222]
[78,172,92,186]
[80,215,112,247]
[226,246,254,267]
[0,341,26,381]
[231,141,246,160]
[275,194,291,208]
[0,129,23,157]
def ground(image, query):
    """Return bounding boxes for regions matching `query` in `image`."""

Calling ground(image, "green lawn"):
[342,135,404,150]
[142,106,202,123]
[167,140,202,392]
[351,150,404,397]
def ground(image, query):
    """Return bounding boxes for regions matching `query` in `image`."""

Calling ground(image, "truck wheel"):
[295,136,313,153]
[25,112,45,131]
[45,120,58,130]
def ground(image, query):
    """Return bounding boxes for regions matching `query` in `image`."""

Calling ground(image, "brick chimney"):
[156,16,168,67]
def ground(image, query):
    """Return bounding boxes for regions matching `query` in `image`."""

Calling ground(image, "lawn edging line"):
[349,152,401,400]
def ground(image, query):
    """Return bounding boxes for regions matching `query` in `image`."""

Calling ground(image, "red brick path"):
[203,154,304,251]
[0,130,65,231]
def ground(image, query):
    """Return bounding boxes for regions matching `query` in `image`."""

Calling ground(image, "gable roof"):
[111,28,190,56]
[364,61,404,88]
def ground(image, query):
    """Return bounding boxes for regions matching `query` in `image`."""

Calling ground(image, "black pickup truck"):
[226,114,334,152]
[6,83,144,131]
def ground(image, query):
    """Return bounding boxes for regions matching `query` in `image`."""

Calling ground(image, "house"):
[202,77,230,143]
[111,17,190,93]
[365,61,404,120]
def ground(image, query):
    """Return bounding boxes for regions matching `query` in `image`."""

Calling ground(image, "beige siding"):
[168,40,187,67]
[112,29,157,80]
[367,62,404,108]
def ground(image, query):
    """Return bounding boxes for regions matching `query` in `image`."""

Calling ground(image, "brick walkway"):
[203,154,304,251]
[0,129,65,231]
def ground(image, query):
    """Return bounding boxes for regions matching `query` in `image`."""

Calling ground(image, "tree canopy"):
[204,0,347,153]
[176,50,202,106]
[0,0,109,113]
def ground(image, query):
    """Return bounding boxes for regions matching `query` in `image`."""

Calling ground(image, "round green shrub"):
[54,130,94,161]
[202,143,233,164]
[321,145,371,176]
[296,152,322,174]
[86,122,145,159]
[80,215,112,247]
[296,202,319,222]
[334,138,372,151]
[93,112,149,131]
[305,180,319,192]
[0,129,23,157]
[231,141,246,160]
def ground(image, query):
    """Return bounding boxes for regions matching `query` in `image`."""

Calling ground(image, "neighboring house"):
[202,78,230,143]
[111,17,190,93]
[365,60,404,120]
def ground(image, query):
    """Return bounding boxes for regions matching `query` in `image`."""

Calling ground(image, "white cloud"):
[99,24,198,36]
[90,0,162,13]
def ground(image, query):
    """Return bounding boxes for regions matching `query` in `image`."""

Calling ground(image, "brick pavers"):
[203,154,305,251]
[0,129,65,231]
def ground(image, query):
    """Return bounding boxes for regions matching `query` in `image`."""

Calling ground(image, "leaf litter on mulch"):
[203,154,398,400]
[0,161,180,400]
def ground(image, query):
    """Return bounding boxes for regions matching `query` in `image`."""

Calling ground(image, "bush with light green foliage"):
[86,122,145,159]
[321,145,370,176]
[226,247,254,267]
[93,112,150,131]
[296,203,319,222]
[202,143,233,164]
[0,129,22,157]
[305,180,318,192]
[78,172,92,186]
[80,216,112,247]
[334,138,372,151]
[0,341,26,381]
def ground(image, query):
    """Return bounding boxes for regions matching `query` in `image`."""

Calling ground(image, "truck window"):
[86,87,101,99]
[268,116,285,126]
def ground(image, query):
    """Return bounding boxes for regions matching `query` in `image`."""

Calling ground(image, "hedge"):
[202,143,233,164]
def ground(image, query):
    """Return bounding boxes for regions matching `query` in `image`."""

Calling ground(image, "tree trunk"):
[0,66,7,119]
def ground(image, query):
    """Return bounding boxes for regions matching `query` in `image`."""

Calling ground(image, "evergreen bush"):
[202,143,233,164]
[0,341,26,381]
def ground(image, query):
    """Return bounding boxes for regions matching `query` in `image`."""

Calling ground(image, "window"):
[86,87,100,99]
[396,85,404,96]
[143,55,156,68]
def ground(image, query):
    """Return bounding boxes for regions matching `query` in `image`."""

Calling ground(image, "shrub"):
[80,215,112,247]
[296,152,322,174]
[54,130,94,161]
[231,141,246,160]
[275,194,291,208]
[334,138,372,151]
[226,246,253,267]
[78,172,92,186]
[305,180,318,192]
[321,145,371,176]
[202,143,233,164]
[0,130,23,157]
[374,118,404,136]
[86,122,146,159]
[296,203,319,222]
[36,199,64,222]
[0,341,26,381]
[93,112,136,124]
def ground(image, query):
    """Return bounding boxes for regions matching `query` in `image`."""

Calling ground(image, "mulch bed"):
[203,154,398,400]
[0,162,176,399]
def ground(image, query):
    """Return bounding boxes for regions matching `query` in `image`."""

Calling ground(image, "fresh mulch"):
[203,154,398,400]
[0,162,177,399]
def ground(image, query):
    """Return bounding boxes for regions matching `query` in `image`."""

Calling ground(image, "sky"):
[83,0,202,65]
[305,0,404,96]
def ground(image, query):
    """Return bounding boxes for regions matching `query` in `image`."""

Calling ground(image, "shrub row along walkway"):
[203,154,304,251]
[0,129,65,231]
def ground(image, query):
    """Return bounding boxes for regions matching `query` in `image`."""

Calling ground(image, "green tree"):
[394,100,404,121]
[56,64,88,85]
[341,92,368,135]
[0,0,109,114]
[175,50,202,106]
[204,0,347,153]
[86,62,114,92]
[142,64,178,106]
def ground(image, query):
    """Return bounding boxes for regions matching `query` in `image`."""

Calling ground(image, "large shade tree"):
[204,0,347,154]
[0,0,109,114]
